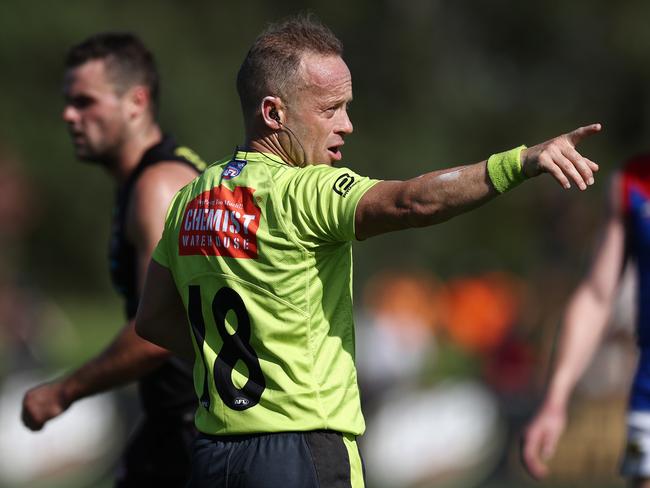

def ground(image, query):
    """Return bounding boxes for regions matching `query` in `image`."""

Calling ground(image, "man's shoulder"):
[142,134,206,172]
[287,162,360,182]
[134,161,200,198]
[135,150,236,194]
[173,144,207,172]
[286,163,369,196]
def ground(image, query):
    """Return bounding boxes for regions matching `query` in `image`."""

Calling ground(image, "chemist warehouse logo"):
[179,186,260,258]
[333,173,356,197]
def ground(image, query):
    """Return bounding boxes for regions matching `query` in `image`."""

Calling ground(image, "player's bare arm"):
[119,161,199,361]
[21,162,197,431]
[120,161,200,358]
[128,161,200,283]
[21,316,167,431]
[521,172,627,479]
[355,124,601,240]
[130,163,198,359]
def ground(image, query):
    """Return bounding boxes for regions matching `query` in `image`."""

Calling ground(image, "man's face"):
[282,53,353,166]
[62,59,129,164]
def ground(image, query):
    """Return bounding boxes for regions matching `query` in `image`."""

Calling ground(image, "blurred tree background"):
[1,0,649,487]
[3,0,649,298]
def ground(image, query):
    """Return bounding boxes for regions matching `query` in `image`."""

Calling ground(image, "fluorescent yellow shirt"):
[153,150,379,435]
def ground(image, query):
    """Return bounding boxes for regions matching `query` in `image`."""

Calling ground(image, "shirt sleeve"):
[151,237,170,267]
[283,165,380,243]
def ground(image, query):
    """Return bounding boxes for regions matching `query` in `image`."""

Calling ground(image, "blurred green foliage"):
[2,0,648,311]
[2,0,649,301]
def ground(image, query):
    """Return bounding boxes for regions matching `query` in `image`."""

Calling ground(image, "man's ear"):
[261,96,283,129]
[125,85,151,120]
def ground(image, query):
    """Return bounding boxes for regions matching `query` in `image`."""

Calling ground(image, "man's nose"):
[62,105,78,123]
[337,111,353,135]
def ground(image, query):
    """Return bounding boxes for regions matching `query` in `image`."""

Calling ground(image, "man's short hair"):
[65,32,160,116]
[237,14,343,121]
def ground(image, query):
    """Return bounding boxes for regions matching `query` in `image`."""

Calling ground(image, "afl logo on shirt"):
[221,159,247,180]
[333,173,356,197]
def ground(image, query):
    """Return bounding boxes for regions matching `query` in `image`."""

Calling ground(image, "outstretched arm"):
[355,124,601,239]
[21,162,197,431]
[521,172,627,479]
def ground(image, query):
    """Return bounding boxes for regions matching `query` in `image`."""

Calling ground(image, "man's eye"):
[71,96,93,109]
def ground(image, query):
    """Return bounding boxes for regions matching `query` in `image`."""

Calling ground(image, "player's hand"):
[21,382,70,431]
[521,123,602,190]
[521,402,567,479]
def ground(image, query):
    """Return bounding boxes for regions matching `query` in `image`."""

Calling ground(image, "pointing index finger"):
[566,123,602,147]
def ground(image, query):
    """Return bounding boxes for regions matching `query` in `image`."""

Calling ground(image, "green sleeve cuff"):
[487,145,527,193]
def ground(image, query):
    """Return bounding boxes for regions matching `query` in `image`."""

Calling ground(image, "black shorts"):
[188,430,365,488]
[115,416,197,488]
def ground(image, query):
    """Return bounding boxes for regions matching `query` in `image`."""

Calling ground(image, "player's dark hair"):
[237,14,343,121]
[65,32,160,117]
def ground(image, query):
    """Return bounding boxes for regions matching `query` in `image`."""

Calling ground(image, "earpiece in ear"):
[270,108,281,123]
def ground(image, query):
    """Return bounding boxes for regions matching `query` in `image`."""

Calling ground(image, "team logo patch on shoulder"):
[221,159,247,180]
[333,173,356,197]
[179,185,260,258]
